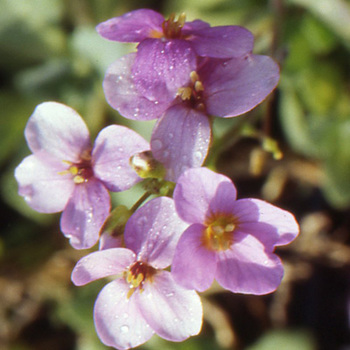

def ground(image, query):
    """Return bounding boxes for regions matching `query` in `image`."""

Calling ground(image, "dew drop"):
[120,325,129,333]
[163,150,169,158]
[160,50,165,54]
[194,151,202,160]
[166,292,174,297]
[154,100,159,105]
[152,139,163,151]
[168,133,173,139]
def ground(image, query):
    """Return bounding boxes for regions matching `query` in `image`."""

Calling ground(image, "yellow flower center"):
[150,13,186,39]
[58,149,93,184]
[177,71,206,112]
[202,214,236,251]
[124,261,156,298]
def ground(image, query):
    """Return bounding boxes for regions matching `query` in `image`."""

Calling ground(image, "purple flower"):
[171,167,299,295]
[71,197,202,350]
[103,53,279,181]
[15,102,150,249]
[97,9,254,99]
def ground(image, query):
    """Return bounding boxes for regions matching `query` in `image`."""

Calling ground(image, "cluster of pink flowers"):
[15,9,299,350]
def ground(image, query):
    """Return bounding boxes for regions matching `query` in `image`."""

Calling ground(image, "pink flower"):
[15,102,149,249]
[97,9,254,100]
[71,197,202,350]
[171,167,299,295]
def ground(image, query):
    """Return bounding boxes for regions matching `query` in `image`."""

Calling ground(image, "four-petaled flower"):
[103,53,279,181]
[97,8,255,103]
[15,102,149,249]
[171,167,299,294]
[72,197,202,350]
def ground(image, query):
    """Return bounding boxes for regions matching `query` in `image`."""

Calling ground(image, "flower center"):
[59,149,93,184]
[202,214,236,251]
[150,13,186,39]
[177,71,206,112]
[125,261,156,298]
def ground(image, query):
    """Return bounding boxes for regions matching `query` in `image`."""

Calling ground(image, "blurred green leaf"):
[246,329,316,350]
[287,0,350,47]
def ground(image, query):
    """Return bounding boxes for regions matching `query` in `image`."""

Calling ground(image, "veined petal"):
[132,39,197,100]
[216,234,284,295]
[186,25,254,58]
[124,197,188,269]
[92,125,150,192]
[96,9,164,42]
[71,248,135,286]
[151,105,211,182]
[171,224,216,292]
[15,154,74,213]
[203,55,280,118]
[24,102,91,162]
[173,167,237,224]
[103,53,170,120]
[233,198,299,247]
[137,270,202,341]
[60,179,110,249]
[94,280,154,350]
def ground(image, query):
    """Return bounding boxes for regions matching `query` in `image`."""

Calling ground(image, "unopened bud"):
[130,151,166,179]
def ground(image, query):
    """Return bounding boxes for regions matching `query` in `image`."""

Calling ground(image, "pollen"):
[162,13,186,39]
[177,71,206,112]
[125,261,157,299]
[202,214,237,251]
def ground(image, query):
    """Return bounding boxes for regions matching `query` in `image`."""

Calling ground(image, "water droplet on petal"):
[120,325,129,333]
[194,151,202,161]
[168,133,173,139]
[152,139,163,151]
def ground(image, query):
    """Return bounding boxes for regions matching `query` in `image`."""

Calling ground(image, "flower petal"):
[15,154,74,213]
[24,102,91,162]
[171,224,216,292]
[203,54,280,118]
[137,270,203,341]
[92,125,150,192]
[124,197,188,269]
[103,53,170,120]
[216,234,284,295]
[173,167,237,224]
[60,179,110,249]
[132,39,197,100]
[233,198,299,247]
[94,280,154,350]
[96,9,164,42]
[186,25,254,58]
[151,105,211,182]
[71,248,135,286]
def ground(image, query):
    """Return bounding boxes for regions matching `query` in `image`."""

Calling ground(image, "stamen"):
[177,87,192,100]
[190,71,200,83]
[194,81,204,92]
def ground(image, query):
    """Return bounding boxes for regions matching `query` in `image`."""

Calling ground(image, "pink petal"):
[187,25,254,58]
[151,105,211,182]
[60,179,110,249]
[94,280,154,350]
[137,270,202,341]
[96,9,164,42]
[92,125,150,192]
[173,167,237,224]
[24,102,91,162]
[171,224,216,292]
[132,39,197,101]
[15,154,74,213]
[103,53,171,120]
[216,234,284,295]
[203,54,280,118]
[233,198,299,247]
[71,248,135,286]
[99,233,124,250]
[124,197,188,269]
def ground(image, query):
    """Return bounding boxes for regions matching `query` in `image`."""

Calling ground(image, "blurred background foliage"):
[1,0,350,349]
